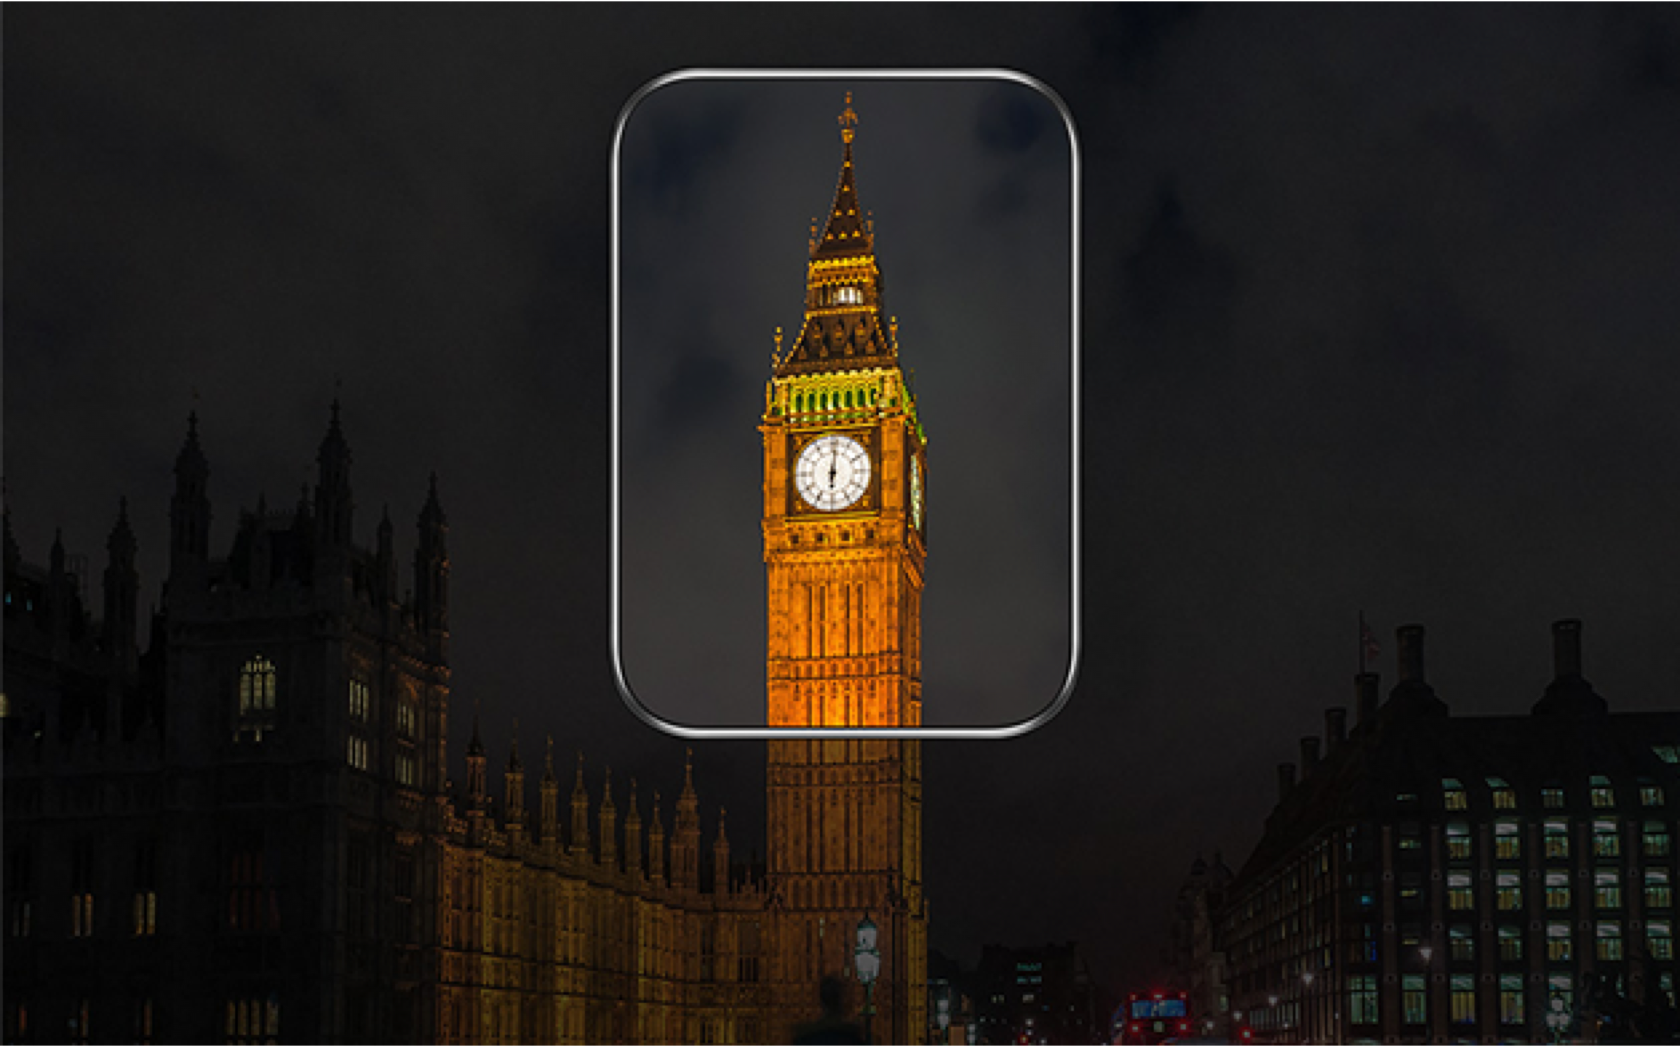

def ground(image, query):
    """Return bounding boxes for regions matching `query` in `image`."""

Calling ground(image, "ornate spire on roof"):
[777,92,897,377]
[812,92,873,262]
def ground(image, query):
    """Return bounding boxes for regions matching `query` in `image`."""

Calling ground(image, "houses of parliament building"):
[3,99,926,1045]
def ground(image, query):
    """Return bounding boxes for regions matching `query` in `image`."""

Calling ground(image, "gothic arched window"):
[237,656,278,741]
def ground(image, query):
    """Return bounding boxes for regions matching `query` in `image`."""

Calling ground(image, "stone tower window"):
[237,656,278,741]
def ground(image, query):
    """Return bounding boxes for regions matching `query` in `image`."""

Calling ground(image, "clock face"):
[910,455,924,530]
[795,434,871,512]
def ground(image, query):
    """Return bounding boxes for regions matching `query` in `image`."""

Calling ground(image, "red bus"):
[1117,989,1191,1044]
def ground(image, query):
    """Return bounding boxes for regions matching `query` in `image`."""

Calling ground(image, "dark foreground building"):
[2,410,776,1044]
[970,942,1098,1046]
[1216,622,1680,1043]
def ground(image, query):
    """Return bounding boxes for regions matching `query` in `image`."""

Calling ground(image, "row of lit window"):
[1435,775,1665,811]
[238,658,421,743]
[1429,820,1673,861]
[1440,868,1673,912]
[1399,975,1530,1026]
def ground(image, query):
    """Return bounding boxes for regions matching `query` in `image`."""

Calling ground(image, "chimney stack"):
[1397,624,1426,683]
[1325,707,1348,752]
[1300,736,1321,773]
[1553,619,1583,679]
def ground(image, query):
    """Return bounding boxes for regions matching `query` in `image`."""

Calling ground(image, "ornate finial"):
[839,91,857,145]
[545,734,555,774]
[774,326,783,363]
[575,750,585,787]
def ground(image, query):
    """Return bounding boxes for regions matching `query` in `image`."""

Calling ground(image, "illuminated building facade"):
[760,96,928,1043]
[2,411,771,1044]
[1217,622,1680,1043]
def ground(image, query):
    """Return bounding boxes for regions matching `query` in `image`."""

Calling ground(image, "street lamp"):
[855,915,881,1044]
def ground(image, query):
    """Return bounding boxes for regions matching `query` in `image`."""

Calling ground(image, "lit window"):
[348,679,370,723]
[1543,786,1566,809]
[396,700,417,740]
[1450,924,1475,961]
[1591,775,1616,808]
[1597,921,1623,961]
[1643,821,1671,857]
[1595,870,1622,910]
[832,285,863,306]
[1594,820,1621,857]
[226,995,280,1046]
[1446,821,1473,860]
[1450,974,1476,1024]
[1642,781,1665,807]
[1488,777,1517,810]
[1647,868,1673,909]
[237,656,278,740]
[1544,820,1570,859]
[1448,873,1474,911]
[1546,872,1572,910]
[347,736,369,772]
[1350,975,1378,1024]
[1402,975,1427,1024]
[1499,974,1524,1025]
[1651,921,1674,961]
[1495,821,1521,860]
[135,997,153,1045]
[1443,778,1468,811]
[1547,922,1572,961]
[396,751,418,788]
[132,841,157,937]
[70,841,95,938]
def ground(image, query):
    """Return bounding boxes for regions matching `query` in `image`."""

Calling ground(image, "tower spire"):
[777,92,896,377]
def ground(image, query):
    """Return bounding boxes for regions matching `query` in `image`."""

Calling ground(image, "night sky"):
[8,7,1680,991]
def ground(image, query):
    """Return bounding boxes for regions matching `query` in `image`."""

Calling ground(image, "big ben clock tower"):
[762,95,927,1043]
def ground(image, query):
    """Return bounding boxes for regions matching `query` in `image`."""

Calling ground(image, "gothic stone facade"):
[2,411,776,1044]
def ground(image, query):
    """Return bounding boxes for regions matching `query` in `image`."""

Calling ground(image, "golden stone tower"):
[762,96,927,1043]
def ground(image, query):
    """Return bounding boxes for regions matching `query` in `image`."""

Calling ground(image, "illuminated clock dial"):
[910,455,924,530]
[795,434,870,512]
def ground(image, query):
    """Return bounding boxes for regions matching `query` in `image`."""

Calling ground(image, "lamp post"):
[855,915,881,1044]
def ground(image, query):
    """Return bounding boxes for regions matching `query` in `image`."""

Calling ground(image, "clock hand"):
[828,449,838,488]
